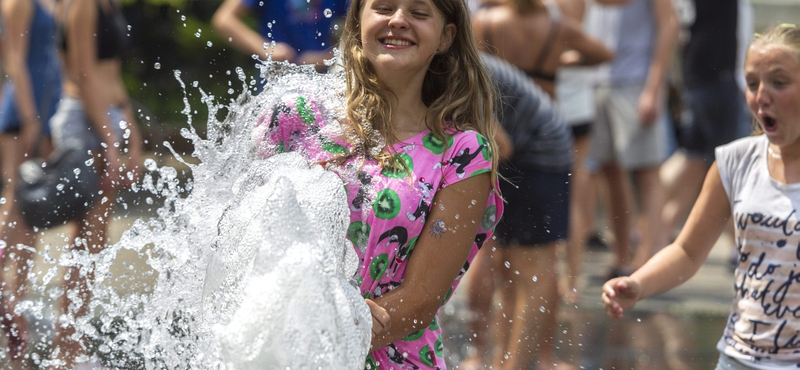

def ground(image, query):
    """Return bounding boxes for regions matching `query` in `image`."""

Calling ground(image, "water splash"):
[18,61,371,369]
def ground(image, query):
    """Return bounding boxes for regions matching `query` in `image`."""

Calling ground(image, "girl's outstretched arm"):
[369,173,491,350]
[602,162,731,318]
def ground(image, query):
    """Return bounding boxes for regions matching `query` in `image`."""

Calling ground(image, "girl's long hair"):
[340,0,499,182]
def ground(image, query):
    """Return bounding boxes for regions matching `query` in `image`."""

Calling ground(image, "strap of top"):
[532,2,562,74]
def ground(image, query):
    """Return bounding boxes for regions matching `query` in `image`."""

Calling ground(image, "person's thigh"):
[588,86,616,167]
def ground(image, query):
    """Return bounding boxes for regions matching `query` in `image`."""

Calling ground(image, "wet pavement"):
[440,234,736,370]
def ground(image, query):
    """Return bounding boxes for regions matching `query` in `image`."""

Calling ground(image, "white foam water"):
[23,60,372,369]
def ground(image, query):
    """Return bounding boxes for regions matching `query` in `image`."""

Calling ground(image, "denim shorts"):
[495,164,570,246]
[679,76,751,164]
[49,96,125,151]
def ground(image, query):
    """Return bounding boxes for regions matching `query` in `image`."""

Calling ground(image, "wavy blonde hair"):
[748,23,800,135]
[340,0,499,181]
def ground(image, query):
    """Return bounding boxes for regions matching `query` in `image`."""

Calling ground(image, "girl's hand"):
[601,277,641,319]
[366,299,390,347]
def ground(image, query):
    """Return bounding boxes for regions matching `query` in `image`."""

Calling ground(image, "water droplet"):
[504,261,510,268]
[514,270,519,275]
[73,168,81,176]
[181,15,186,21]
[324,8,333,18]
[207,41,213,47]
[127,25,132,31]
[637,318,642,322]
[0,197,5,205]
[532,275,538,282]
[539,306,546,313]
[154,62,161,70]
[144,158,158,172]
[145,197,153,205]
[85,158,94,166]
[56,184,65,191]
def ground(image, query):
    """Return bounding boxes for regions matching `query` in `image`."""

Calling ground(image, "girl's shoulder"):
[716,134,765,163]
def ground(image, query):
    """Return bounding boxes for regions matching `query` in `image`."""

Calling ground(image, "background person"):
[585,0,678,275]
[0,0,62,365]
[212,0,348,71]
[472,0,613,98]
[48,0,143,367]
[459,52,574,370]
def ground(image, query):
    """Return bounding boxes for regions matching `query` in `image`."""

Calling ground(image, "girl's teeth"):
[385,39,411,46]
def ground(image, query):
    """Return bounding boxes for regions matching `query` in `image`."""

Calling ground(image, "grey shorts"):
[49,96,125,151]
[589,84,670,169]
[715,353,755,370]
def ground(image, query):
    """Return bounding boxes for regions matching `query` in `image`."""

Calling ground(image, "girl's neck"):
[767,141,800,184]
[385,84,429,135]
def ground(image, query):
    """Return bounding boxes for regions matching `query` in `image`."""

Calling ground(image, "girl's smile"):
[360,0,455,79]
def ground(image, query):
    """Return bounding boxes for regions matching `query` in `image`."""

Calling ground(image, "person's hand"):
[297,50,335,72]
[266,41,297,63]
[365,299,390,343]
[601,277,641,319]
[637,89,659,126]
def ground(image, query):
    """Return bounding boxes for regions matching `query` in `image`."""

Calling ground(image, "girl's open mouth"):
[762,116,778,131]
[762,115,777,131]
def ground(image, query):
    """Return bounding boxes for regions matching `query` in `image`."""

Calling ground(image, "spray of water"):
[12,60,372,369]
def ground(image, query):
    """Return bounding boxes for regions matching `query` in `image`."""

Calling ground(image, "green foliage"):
[120,1,260,150]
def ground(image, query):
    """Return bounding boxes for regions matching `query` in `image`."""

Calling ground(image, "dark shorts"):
[570,121,592,140]
[495,164,570,247]
[678,76,750,164]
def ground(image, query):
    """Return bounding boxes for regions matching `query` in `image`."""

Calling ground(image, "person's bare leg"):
[0,135,19,228]
[491,248,515,368]
[0,134,36,365]
[600,163,633,272]
[491,241,571,370]
[565,136,592,303]
[630,166,665,269]
[51,182,116,369]
[660,152,707,244]
[459,242,498,369]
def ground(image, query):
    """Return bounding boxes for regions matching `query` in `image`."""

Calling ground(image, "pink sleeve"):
[441,131,494,187]
[251,94,323,158]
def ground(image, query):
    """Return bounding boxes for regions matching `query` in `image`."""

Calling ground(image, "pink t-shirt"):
[253,93,503,369]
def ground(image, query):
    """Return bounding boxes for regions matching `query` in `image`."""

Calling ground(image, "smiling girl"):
[252,0,503,368]
[602,24,800,369]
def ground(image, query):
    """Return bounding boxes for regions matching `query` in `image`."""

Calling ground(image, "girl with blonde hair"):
[252,0,504,367]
